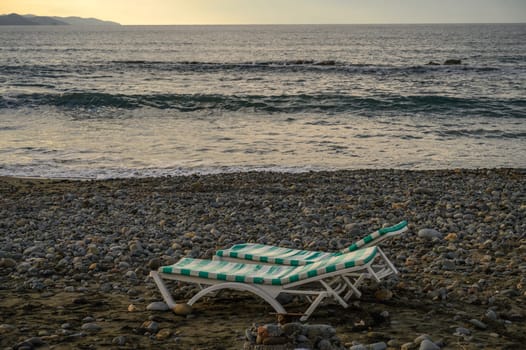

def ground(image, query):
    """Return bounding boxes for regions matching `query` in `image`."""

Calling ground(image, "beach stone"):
[374,289,393,301]
[414,335,431,344]
[262,336,288,345]
[401,343,417,350]
[444,233,457,241]
[350,345,368,350]
[112,336,127,345]
[418,229,442,240]
[305,324,336,340]
[173,303,193,315]
[147,258,161,270]
[156,328,172,340]
[14,337,45,350]
[281,322,303,336]
[317,339,333,350]
[0,323,16,334]
[146,301,170,311]
[469,319,487,330]
[419,339,440,350]
[369,342,388,350]
[485,309,498,321]
[441,259,456,271]
[81,323,101,333]
[141,320,159,333]
[454,327,471,336]
[0,258,16,268]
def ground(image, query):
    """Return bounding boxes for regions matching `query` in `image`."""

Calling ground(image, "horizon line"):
[119,21,526,26]
[1,14,525,26]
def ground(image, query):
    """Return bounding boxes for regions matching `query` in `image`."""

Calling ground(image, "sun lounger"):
[150,246,381,321]
[215,221,407,266]
[213,221,407,300]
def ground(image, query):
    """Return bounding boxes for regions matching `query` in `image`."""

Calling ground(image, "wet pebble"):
[80,323,101,333]
[146,301,170,311]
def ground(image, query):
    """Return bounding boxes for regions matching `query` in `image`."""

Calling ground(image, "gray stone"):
[418,229,443,240]
[469,319,488,330]
[318,339,333,350]
[454,327,471,336]
[369,342,388,350]
[414,335,431,344]
[419,339,440,350]
[350,345,368,350]
[112,335,127,345]
[401,342,417,350]
[141,320,160,333]
[485,309,498,321]
[146,301,170,311]
[81,323,101,332]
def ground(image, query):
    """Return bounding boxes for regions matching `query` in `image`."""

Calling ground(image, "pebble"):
[374,289,393,301]
[417,229,443,240]
[172,303,193,315]
[454,327,471,336]
[80,323,101,333]
[112,335,127,345]
[0,258,16,268]
[0,170,524,348]
[419,339,440,350]
[401,342,417,350]
[156,328,173,340]
[146,301,170,311]
[141,320,160,333]
[0,323,16,334]
[469,319,488,330]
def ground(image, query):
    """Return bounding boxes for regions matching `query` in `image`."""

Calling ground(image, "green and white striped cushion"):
[160,246,377,286]
[215,243,337,266]
[215,221,407,265]
[342,220,407,253]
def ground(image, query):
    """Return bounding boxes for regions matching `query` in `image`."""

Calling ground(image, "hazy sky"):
[1,0,525,25]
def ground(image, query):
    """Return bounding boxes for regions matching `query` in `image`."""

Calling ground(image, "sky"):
[1,0,525,25]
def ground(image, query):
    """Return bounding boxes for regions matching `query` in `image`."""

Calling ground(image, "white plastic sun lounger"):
[215,221,407,266]
[150,246,380,321]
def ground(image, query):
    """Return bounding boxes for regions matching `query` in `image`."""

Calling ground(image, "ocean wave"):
[0,61,504,77]
[1,92,524,118]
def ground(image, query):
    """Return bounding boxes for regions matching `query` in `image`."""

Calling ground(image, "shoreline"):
[1,169,525,349]
[1,166,524,180]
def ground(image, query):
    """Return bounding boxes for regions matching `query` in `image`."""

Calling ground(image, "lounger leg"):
[342,275,363,300]
[299,280,349,322]
[300,291,328,322]
[377,247,398,275]
[150,271,176,309]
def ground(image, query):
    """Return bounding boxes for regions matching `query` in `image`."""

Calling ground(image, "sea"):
[0,24,525,179]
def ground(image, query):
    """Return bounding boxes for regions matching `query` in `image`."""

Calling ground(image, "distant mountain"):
[0,13,120,26]
[53,16,120,26]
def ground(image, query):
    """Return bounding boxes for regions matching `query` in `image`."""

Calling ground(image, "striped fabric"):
[215,221,407,265]
[216,243,336,266]
[160,246,377,286]
[343,220,407,253]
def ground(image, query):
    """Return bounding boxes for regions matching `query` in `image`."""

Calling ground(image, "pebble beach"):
[0,169,525,349]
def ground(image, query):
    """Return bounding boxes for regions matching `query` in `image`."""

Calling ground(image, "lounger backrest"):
[160,246,378,286]
[342,220,407,253]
